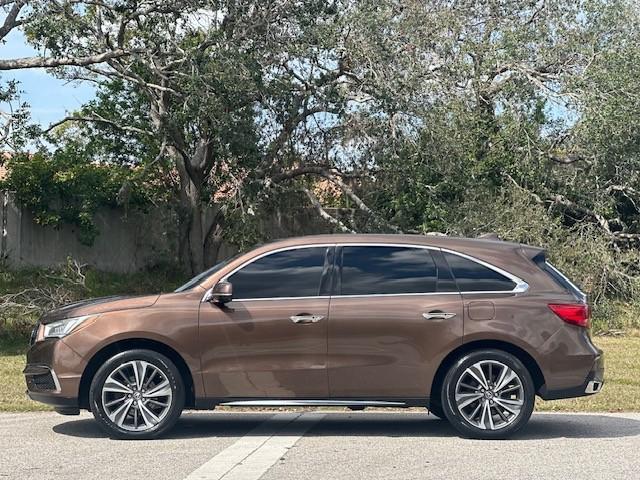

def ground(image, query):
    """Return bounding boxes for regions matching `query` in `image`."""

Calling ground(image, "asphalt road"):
[1,411,639,480]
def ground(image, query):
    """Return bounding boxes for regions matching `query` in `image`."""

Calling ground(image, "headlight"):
[42,315,95,339]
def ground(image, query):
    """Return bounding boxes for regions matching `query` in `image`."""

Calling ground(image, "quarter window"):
[443,252,516,292]
[340,246,438,295]
[229,247,327,299]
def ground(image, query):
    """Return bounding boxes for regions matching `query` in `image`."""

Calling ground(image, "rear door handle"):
[290,314,325,324]
[423,311,457,320]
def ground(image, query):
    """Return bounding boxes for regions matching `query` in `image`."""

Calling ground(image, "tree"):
[342,0,640,306]
[3,1,395,273]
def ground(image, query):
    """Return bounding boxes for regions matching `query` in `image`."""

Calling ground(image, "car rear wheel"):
[441,349,535,439]
[89,349,184,439]
[427,400,445,420]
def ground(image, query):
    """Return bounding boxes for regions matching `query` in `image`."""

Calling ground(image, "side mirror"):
[207,281,233,304]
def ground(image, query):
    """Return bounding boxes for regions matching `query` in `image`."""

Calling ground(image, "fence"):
[1,190,330,273]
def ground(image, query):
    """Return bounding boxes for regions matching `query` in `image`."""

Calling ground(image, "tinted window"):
[534,254,586,301]
[340,246,437,295]
[229,247,327,299]
[174,255,240,292]
[443,252,516,292]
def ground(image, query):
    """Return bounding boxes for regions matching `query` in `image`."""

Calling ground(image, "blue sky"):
[1,30,96,127]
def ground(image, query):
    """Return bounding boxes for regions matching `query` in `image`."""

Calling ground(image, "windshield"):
[174,254,240,292]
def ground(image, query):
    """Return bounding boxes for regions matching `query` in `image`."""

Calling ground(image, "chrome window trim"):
[202,241,529,302]
[222,243,336,281]
[230,295,331,302]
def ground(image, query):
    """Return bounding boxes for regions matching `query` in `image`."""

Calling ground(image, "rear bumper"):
[539,352,605,400]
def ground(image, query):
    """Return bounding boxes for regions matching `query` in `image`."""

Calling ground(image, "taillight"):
[548,303,590,328]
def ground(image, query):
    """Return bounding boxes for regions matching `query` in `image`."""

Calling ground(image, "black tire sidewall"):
[89,349,185,439]
[441,349,535,439]
[427,399,445,419]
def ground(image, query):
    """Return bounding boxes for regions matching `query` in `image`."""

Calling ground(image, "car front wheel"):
[441,349,535,439]
[89,349,185,439]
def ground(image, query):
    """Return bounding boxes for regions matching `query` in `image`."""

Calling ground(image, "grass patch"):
[0,337,50,412]
[1,335,638,413]
[591,300,640,334]
[0,264,184,298]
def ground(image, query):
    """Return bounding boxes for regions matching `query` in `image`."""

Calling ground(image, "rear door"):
[327,245,463,399]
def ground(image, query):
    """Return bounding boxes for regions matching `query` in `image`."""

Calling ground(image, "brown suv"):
[24,234,603,439]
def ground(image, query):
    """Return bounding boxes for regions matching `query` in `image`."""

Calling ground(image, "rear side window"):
[340,246,437,295]
[229,247,327,299]
[534,253,586,301]
[443,252,516,292]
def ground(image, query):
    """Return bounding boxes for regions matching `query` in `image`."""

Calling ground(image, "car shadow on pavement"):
[52,412,640,441]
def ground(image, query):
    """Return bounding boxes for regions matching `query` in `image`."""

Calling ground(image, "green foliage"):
[2,151,157,245]
[451,186,640,315]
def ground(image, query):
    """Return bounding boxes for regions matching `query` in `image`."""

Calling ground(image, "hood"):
[40,294,161,324]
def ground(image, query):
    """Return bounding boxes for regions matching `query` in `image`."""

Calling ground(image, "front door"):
[328,245,464,399]
[199,246,332,399]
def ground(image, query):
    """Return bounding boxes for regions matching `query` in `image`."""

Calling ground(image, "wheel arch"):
[79,338,196,409]
[429,339,546,407]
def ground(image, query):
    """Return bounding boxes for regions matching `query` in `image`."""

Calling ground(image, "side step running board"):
[219,399,408,407]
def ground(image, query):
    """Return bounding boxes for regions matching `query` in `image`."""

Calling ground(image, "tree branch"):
[44,113,153,137]
[86,64,182,96]
[301,188,355,233]
[0,49,134,71]
[272,165,402,233]
[0,0,26,42]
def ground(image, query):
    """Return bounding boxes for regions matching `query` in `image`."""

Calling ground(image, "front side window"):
[340,246,437,295]
[174,254,241,292]
[443,252,516,292]
[229,247,327,299]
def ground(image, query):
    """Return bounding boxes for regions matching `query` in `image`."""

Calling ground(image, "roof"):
[198,233,546,291]
[264,233,525,251]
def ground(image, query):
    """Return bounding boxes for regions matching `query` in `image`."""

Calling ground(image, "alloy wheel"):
[101,360,173,432]
[454,360,524,430]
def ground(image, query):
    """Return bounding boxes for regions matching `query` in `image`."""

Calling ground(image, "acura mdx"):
[24,234,604,439]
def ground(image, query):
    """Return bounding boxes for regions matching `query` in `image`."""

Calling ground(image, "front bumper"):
[539,352,605,400]
[24,338,84,410]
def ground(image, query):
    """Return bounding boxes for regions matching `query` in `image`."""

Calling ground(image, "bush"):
[454,186,640,333]
[0,260,184,342]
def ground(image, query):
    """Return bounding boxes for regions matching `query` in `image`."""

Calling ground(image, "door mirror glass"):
[208,281,233,304]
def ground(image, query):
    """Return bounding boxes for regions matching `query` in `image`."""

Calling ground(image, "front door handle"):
[290,314,325,324]
[423,311,457,320]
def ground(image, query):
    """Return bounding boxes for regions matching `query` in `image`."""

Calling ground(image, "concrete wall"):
[0,190,333,273]
[1,191,180,272]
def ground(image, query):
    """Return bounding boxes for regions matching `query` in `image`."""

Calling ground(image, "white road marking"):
[183,412,324,480]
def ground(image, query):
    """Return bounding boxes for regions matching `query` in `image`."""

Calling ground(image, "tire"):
[440,349,535,439]
[89,349,185,439]
[427,400,445,420]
